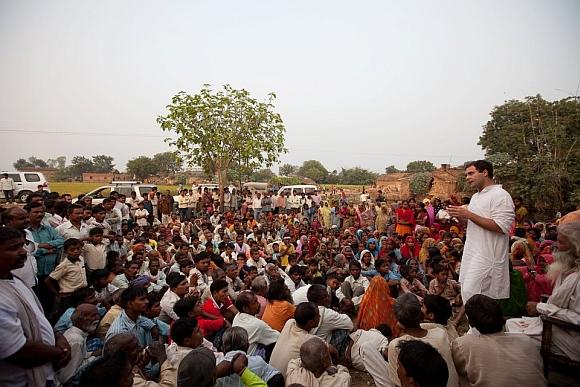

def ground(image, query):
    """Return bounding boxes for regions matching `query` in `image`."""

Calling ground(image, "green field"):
[49,182,179,197]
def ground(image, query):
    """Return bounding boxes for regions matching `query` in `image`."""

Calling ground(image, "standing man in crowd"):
[0,227,71,387]
[1,173,16,204]
[448,160,515,303]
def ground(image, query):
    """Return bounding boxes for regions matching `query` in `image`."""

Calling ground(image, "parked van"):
[277,184,318,197]
[0,171,50,202]
[73,181,156,205]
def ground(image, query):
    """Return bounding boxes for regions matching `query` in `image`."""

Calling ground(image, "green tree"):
[152,152,183,175]
[92,155,115,173]
[47,156,66,169]
[406,160,436,173]
[297,160,328,183]
[13,157,49,169]
[279,163,298,176]
[337,167,378,185]
[67,156,94,179]
[478,95,580,214]
[251,168,275,182]
[158,84,286,209]
[126,156,156,180]
[410,172,433,197]
[385,165,400,174]
[13,158,33,169]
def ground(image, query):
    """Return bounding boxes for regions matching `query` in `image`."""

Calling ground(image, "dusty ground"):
[350,368,376,387]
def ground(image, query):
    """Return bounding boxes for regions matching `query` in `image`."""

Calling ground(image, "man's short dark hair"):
[394,293,422,328]
[89,227,104,237]
[465,294,504,334]
[120,285,148,309]
[294,302,318,327]
[67,203,84,215]
[306,284,328,304]
[398,340,449,387]
[92,205,106,214]
[464,160,494,179]
[234,291,254,312]
[171,317,199,346]
[423,295,452,325]
[210,279,228,294]
[173,296,199,319]
[0,227,24,244]
[63,238,83,251]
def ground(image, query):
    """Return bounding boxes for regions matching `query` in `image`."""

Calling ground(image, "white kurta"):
[459,184,514,302]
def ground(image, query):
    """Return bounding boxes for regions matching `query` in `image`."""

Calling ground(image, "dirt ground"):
[350,368,376,387]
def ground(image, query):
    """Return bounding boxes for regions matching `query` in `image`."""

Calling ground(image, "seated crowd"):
[0,186,578,387]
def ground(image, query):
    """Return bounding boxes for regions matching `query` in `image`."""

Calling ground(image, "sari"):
[400,236,420,260]
[395,208,415,236]
[357,276,399,337]
[418,238,437,264]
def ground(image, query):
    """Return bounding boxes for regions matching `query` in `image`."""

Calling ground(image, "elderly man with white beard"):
[55,303,101,385]
[506,221,580,362]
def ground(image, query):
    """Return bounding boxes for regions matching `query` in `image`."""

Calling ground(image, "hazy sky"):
[1,0,579,174]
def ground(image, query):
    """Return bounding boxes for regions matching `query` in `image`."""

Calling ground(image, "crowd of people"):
[0,159,579,387]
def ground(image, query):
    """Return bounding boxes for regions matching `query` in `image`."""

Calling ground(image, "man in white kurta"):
[449,162,514,303]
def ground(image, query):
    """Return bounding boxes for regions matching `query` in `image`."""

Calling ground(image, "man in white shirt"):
[56,204,90,241]
[336,261,370,307]
[114,194,131,221]
[55,303,100,385]
[348,326,391,387]
[307,284,353,349]
[0,173,16,203]
[448,160,515,303]
[103,198,123,235]
[232,291,280,357]
[0,227,71,387]
[2,207,38,288]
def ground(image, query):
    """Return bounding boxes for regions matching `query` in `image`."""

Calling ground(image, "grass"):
[49,182,179,197]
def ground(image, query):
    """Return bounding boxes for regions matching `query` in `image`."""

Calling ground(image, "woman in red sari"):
[400,236,420,260]
[395,200,415,236]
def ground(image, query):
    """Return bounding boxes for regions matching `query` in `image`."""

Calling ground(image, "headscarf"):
[418,238,437,264]
[400,236,420,260]
[358,249,375,270]
[365,237,380,257]
[355,229,364,243]
[357,276,399,336]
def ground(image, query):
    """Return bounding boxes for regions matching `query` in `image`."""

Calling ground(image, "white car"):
[0,171,51,202]
[277,184,318,197]
[73,181,157,205]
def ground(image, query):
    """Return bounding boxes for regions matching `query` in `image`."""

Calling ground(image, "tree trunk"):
[218,167,226,212]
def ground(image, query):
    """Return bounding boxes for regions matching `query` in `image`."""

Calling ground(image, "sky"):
[1,0,579,174]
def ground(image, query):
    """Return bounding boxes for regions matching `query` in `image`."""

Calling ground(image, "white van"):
[0,171,51,202]
[277,184,318,197]
[73,181,156,205]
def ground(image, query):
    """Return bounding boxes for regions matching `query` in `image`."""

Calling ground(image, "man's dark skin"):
[0,232,71,370]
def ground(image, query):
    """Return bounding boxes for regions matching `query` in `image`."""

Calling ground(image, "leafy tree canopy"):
[406,160,436,173]
[385,165,400,174]
[479,95,580,214]
[297,160,329,183]
[279,163,298,176]
[158,84,286,208]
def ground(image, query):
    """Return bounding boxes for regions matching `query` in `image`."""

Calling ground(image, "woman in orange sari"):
[357,276,399,337]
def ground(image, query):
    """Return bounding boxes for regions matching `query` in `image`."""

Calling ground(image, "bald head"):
[71,303,100,333]
[300,337,331,377]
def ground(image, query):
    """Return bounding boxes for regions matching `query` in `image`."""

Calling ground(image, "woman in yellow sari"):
[418,238,437,265]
